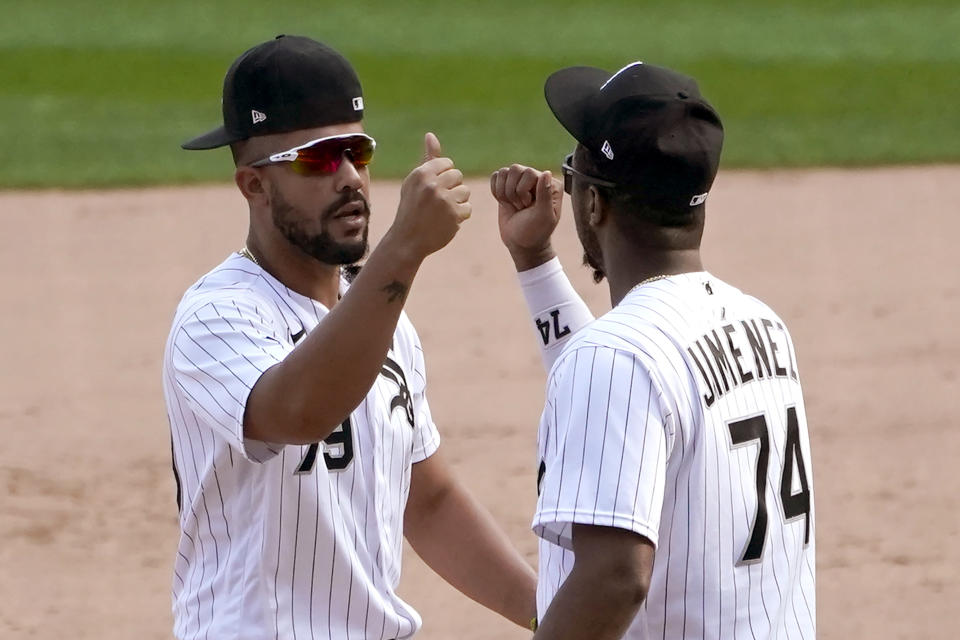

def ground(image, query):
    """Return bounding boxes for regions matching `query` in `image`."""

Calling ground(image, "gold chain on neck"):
[239,246,260,266]
[627,273,671,296]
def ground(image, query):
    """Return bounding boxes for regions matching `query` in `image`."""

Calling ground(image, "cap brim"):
[181,126,242,150]
[544,66,611,144]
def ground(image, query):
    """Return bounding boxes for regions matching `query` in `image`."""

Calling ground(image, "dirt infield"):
[1,166,957,639]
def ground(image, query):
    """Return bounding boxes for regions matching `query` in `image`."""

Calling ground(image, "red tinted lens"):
[292,136,374,175]
[344,139,374,167]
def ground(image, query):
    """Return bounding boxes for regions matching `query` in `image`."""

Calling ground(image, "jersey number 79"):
[294,417,355,474]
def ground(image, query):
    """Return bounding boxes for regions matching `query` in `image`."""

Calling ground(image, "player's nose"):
[334,154,365,192]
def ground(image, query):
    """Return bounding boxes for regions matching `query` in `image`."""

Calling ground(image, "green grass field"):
[3,0,959,188]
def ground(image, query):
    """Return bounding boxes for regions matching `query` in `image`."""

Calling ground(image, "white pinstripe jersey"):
[534,271,816,639]
[161,253,440,640]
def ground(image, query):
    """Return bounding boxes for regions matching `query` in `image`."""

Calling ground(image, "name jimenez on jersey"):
[162,252,441,640]
[532,273,815,640]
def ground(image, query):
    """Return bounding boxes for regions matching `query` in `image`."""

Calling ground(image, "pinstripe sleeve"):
[407,323,440,463]
[533,346,669,550]
[170,293,290,463]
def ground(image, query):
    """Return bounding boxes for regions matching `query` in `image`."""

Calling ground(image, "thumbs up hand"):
[423,131,443,162]
[389,132,472,260]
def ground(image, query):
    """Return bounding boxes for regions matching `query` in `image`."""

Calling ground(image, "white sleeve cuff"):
[517,257,594,372]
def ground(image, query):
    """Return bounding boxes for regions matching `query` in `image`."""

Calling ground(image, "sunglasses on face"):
[250,133,376,176]
[560,153,617,194]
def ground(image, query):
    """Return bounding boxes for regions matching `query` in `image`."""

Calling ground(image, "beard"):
[270,184,370,265]
[583,251,606,284]
[573,208,606,283]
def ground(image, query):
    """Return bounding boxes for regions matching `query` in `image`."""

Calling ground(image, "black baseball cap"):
[182,35,364,150]
[545,61,724,210]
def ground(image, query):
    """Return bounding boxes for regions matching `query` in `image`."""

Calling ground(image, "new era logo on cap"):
[544,61,724,211]
[181,36,365,150]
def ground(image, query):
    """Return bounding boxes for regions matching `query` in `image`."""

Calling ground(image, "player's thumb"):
[423,132,442,161]
[536,170,554,212]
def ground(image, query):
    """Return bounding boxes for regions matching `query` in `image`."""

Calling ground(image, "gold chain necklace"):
[239,245,260,266]
[627,273,671,296]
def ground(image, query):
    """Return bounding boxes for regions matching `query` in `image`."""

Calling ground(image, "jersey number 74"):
[728,406,811,564]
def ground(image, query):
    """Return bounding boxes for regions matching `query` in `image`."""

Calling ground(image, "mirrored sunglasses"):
[250,133,376,175]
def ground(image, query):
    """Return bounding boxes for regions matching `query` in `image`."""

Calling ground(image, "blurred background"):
[2,2,959,639]
[3,0,959,188]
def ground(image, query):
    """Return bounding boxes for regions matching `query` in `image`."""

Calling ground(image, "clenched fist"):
[490,164,563,271]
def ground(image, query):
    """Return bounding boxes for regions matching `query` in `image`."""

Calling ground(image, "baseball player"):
[490,62,816,638]
[163,35,536,639]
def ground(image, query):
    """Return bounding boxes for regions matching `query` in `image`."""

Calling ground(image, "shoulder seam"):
[177,285,271,322]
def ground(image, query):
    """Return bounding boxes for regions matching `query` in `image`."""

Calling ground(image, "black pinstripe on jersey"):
[163,253,440,639]
[533,272,815,640]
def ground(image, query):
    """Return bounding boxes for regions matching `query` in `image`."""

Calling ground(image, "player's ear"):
[235,166,268,206]
[586,185,607,228]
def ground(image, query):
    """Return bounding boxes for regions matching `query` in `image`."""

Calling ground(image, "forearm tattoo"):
[382,281,408,304]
